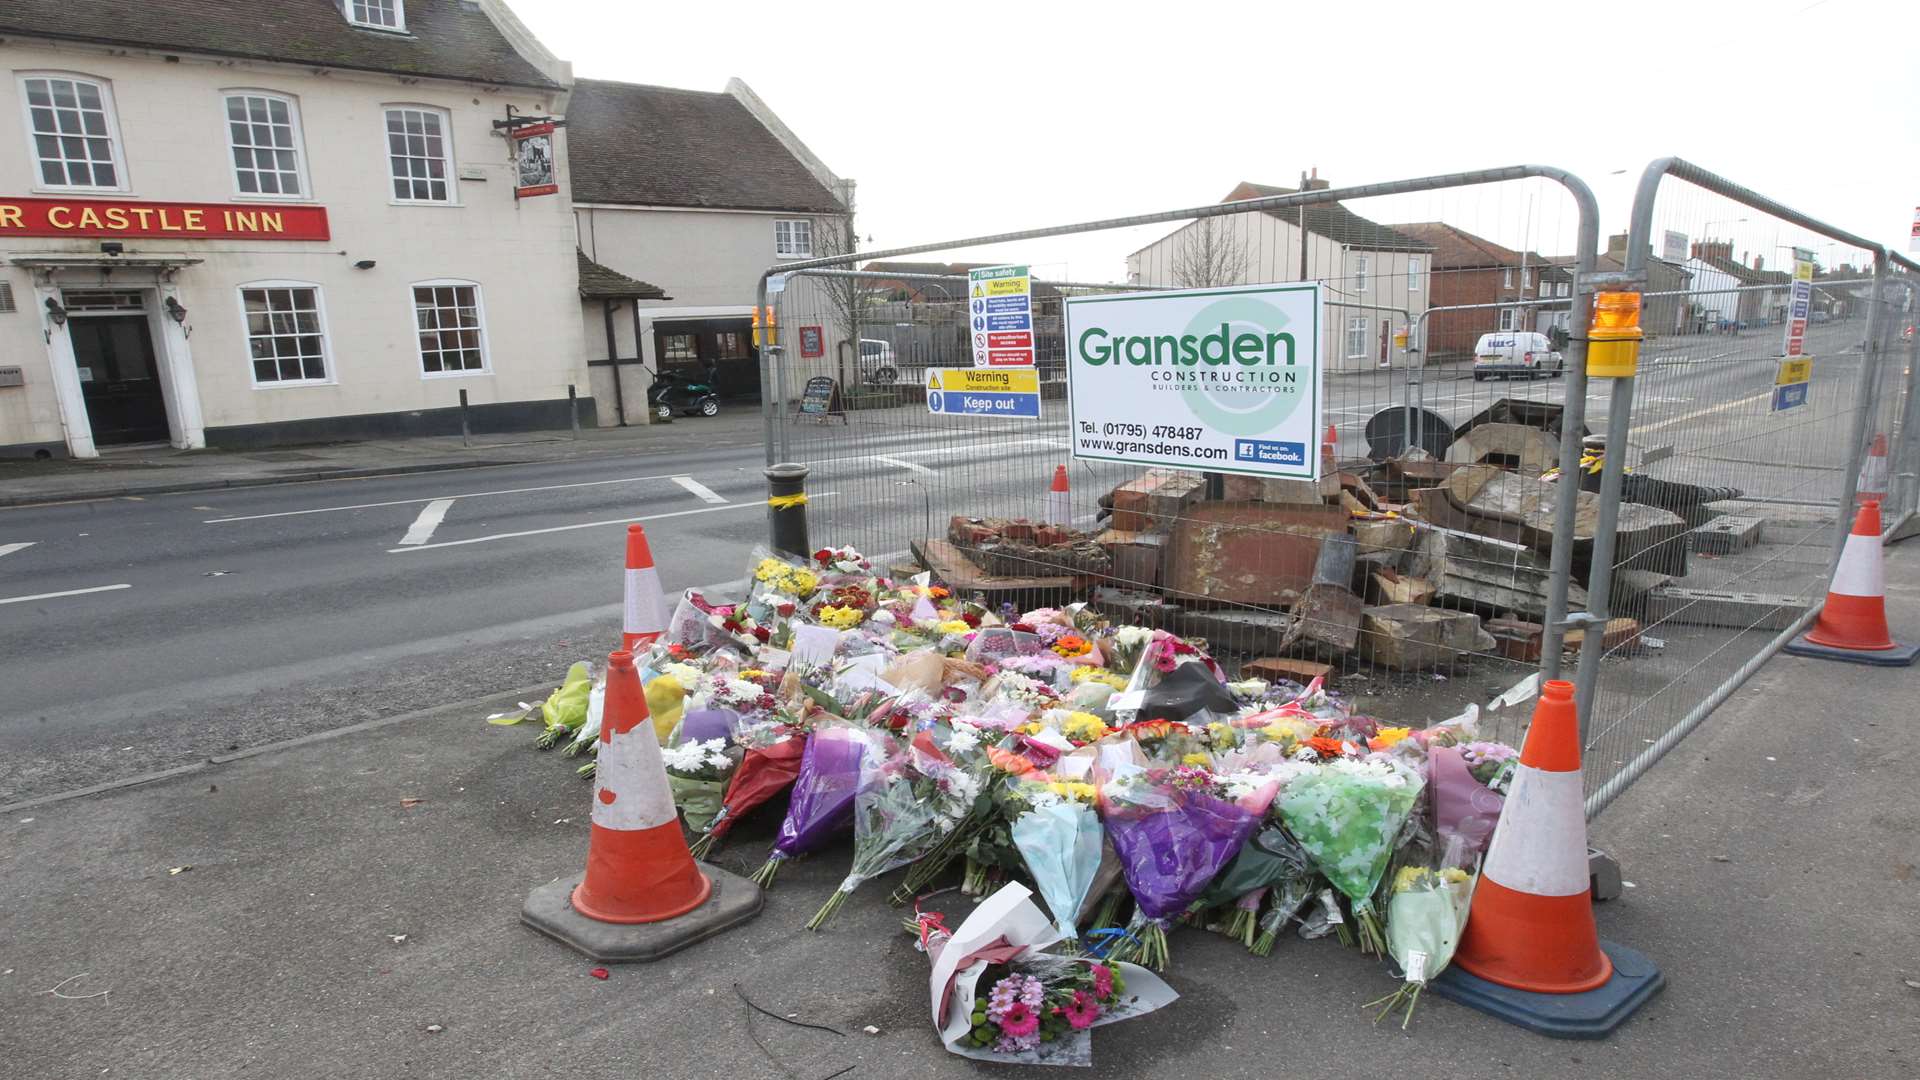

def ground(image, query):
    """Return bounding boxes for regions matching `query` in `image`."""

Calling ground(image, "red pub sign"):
[0,197,330,240]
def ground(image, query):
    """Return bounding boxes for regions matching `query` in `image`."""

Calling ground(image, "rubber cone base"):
[1430,940,1664,1039]
[522,862,762,963]
[1782,634,1920,667]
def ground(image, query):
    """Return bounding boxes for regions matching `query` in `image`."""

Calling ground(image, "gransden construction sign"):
[0,197,330,241]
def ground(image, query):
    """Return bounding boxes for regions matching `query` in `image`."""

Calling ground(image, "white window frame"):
[1498,308,1516,331]
[1352,253,1370,293]
[382,104,457,206]
[411,279,491,378]
[221,89,312,201]
[1557,282,1571,297]
[1501,267,1514,288]
[775,218,813,259]
[1407,255,1422,292]
[345,0,407,32]
[17,71,129,194]
[1345,315,1369,358]
[1521,267,1533,288]
[236,280,335,389]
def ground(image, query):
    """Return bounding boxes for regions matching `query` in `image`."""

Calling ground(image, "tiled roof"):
[1698,254,1790,285]
[1224,182,1433,253]
[1391,222,1542,268]
[0,0,558,89]
[576,250,668,300]
[566,79,845,213]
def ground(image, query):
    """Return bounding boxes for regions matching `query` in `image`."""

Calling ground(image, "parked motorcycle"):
[648,364,721,420]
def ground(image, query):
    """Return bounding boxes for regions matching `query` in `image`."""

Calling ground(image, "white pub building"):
[0,0,587,457]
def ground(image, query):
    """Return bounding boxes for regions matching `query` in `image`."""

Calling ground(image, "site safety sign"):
[1063,282,1323,480]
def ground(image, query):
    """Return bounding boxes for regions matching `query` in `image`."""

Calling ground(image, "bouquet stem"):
[1355,906,1388,956]
[1250,926,1279,956]
[1363,982,1424,1030]
[1226,906,1258,948]
[1091,889,1126,934]
[749,854,786,888]
[534,725,569,750]
[561,736,592,758]
[687,831,719,860]
[575,760,597,781]
[805,887,854,931]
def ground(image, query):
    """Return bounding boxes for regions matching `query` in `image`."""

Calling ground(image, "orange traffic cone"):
[1045,464,1071,527]
[1856,434,1889,506]
[1452,679,1611,993]
[572,650,710,922]
[1324,423,1339,459]
[1785,499,1919,666]
[622,524,668,652]
[523,651,763,961]
[1432,679,1664,1036]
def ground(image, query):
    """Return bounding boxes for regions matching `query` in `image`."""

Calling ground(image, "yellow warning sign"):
[984,277,1030,297]
[1776,358,1812,385]
[926,367,1040,393]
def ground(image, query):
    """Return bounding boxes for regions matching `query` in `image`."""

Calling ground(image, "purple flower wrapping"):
[1105,788,1264,925]
[1428,746,1505,861]
[770,724,870,859]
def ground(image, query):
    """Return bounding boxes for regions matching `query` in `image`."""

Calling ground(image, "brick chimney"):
[1691,240,1733,261]
[1303,166,1330,192]
[1753,254,1765,271]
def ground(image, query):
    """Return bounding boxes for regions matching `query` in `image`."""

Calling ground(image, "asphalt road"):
[0,317,1876,804]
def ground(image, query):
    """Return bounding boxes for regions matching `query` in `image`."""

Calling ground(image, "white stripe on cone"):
[1045,491,1070,527]
[1829,532,1885,598]
[591,723,678,831]
[1480,765,1590,897]
[623,566,667,635]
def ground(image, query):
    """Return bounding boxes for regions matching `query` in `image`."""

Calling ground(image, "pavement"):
[0,410,772,507]
[2,543,1916,1080]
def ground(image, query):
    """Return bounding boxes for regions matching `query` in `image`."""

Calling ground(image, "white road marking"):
[0,542,36,559]
[203,472,683,523]
[0,583,131,606]
[1630,390,1773,436]
[671,476,728,504]
[870,454,936,476]
[397,499,454,546]
[385,494,836,554]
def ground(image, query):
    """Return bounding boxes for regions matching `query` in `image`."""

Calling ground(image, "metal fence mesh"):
[755,162,1917,818]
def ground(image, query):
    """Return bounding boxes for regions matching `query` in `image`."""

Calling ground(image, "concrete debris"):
[1690,514,1765,555]
[946,516,1113,577]
[1369,568,1435,607]
[1407,526,1584,619]
[1093,528,1169,588]
[1241,656,1334,685]
[1445,421,1561,472]
[1359,604,1495,671]
[1164,502,1348,608]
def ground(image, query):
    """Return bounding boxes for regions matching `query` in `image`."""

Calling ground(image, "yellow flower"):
[1393,865,1428,894]
[1060,711,1110,743]
[754,558,788,583]
[1181,752,1211,767]
[1067,668,1128,691]
[739,669,767,680]
[1372,726,1413,749]
[1206,721,1235,746]
[1046,781,1098,802]
[816,604,862,629]
[781,568,819,597]
[937,619,973,635]
[1019,722,1044,735]
[1440,867,1471,884]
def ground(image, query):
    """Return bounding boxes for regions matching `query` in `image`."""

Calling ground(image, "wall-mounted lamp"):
[353,259,377,270]
[165,295,192,339]
[100,241,124,256]
[43,296,66,343]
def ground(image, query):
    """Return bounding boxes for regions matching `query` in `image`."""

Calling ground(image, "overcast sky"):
[520,0,1919,280]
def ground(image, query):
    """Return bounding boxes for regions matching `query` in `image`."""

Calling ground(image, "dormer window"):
[344,0,406,32]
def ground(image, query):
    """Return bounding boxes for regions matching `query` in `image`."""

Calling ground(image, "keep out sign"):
[0,197,330,240]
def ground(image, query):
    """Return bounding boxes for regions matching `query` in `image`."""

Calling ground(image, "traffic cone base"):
[524,865,763,963]
[1431,679,1664,1037]
[1783,500,1919,667]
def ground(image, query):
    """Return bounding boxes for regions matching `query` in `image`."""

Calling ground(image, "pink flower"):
[997,1001,1039,1038]
[1057,989,1101,1030]
[1090,963,1113,998]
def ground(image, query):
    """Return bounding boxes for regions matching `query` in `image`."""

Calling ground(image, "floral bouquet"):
[890,720,1002,904]
[1429,743,1511,862]
[808,729,975,929]
[529,661,594,749]
[1100,765,1276,970]
[1190,823,1316,950]
[1009,779,1104,943]
[923,882,1176,1066]
[686,723,805,859]
[660,736,736,832]
[1365,863,1474,1028]
[1276,758,1425,955]
[749,721,876,886]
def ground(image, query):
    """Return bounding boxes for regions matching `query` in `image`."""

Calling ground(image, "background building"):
[565,77,851,422]
[0,0,586,458]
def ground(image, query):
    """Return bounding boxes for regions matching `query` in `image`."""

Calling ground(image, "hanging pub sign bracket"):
[497,105,564,200]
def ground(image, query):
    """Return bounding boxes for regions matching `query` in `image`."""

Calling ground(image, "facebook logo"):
[1233,438,1306,466]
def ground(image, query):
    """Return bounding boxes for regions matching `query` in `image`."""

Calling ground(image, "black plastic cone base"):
[1429,940,1664,1039]
[1782,634,1920,667]
[522,862,762,963]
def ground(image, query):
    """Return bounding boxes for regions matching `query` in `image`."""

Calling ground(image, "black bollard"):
[764,462,810,558]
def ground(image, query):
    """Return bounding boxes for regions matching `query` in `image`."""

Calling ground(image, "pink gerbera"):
[1058,990,1101,1030]
[997,1001,1040,1039]
[1090,963,1114,998]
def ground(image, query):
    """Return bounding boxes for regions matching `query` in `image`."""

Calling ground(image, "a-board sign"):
[798,375,845,423]
[968,265,1035,368]
[1064,282,1323,480]
[925,367,1041,418]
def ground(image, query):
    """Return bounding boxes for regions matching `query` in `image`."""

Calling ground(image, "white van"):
[1471,331,1564,380]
